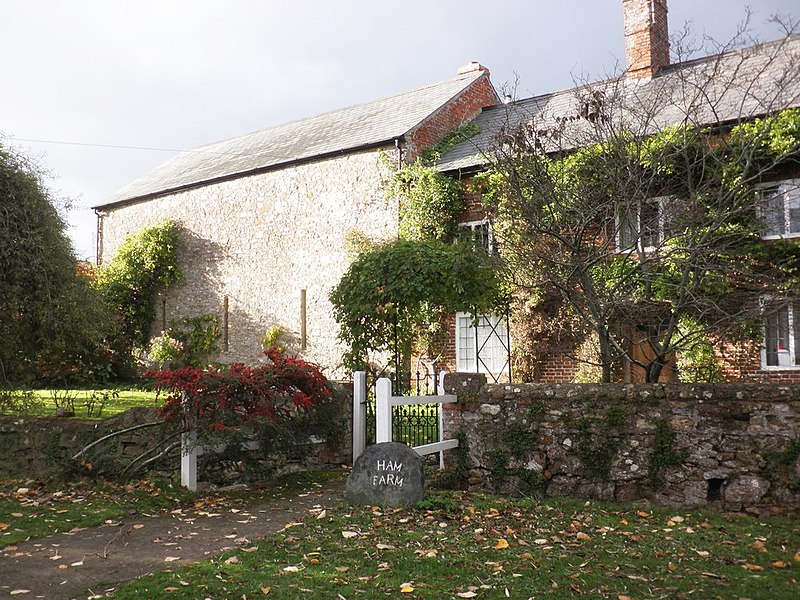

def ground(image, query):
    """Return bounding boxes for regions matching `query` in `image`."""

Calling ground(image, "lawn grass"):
[0,478,193,546]
[112,490,799,599]
[19,388,162,419]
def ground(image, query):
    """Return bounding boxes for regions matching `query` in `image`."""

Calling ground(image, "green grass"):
[0,478,193,546]
[3,388,162,419]
[112,490,799,599]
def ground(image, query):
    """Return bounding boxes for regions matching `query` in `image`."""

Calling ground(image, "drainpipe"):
[94,209,107,266]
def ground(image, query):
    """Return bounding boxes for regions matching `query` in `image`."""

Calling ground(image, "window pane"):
[760,186,784,236]
[617,205,637,249]
[640,200,660,247]
[794,303,800,366]
[764,305,790,366]
[788,191,800,234]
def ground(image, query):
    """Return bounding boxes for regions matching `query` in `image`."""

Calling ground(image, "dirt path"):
[0,477,345,599]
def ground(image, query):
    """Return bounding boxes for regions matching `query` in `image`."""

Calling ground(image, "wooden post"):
[375,377,393,443]
[180,391,197,491]
[222,295,229,352]
[300,289,307,351]
[352,371,367,463]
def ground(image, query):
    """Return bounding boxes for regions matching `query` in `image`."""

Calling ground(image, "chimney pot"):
[457,61,489,76]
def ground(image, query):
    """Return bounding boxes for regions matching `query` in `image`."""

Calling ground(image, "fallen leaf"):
[457,592,478,598]
[70,559,84,567]
[400,583,414,593]
[163,587,179,592]
[336,566,350,572]
[261,587,271,595]
[576,532,591,541]
[9,591,30,596]
[283,565,302,573]
[133,524,145,529]
[11,513,23,518]
[794,551,800,563]
[376,543,395,550]
[694,549,710,557]
[316,510,327,519]
[58,564,68,570]
[341,531,359,539]
[520,552,533,560]
[0,522,9,531]
[225,556,239,564]
[619,596,632,600]
[242,546,259,553]
[742,563,764,572]
[164,556,181,562]
[771,561,790,569]
[637,511,650,517]
[495,538,509,549]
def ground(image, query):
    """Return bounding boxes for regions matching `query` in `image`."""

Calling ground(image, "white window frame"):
[759,179,800,240]
[761,300,800,370]
[458,219,495,254]
[455,312,508,374]
[616,195,674,252]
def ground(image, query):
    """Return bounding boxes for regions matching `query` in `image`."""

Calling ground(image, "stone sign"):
[346,442,425,507]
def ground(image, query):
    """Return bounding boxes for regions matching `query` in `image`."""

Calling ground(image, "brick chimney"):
[623,0,669,79]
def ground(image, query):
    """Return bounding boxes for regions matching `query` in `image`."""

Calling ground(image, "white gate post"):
[352,371,367,463]
[437,370,448,469]
[375,377,393,443]
[180,391,198,491]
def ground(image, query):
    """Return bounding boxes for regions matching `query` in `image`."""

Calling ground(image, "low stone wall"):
[442,374,800,514]
[0,384,353,484]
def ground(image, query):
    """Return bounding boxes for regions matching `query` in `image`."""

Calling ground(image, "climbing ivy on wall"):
[95,220,182,350]
[329,237,506,371]
[384,123,481,242]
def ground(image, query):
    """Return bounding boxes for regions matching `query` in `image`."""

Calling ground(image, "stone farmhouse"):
[434,0,800,384]
[96,0,799,384]
[93,64,498,376]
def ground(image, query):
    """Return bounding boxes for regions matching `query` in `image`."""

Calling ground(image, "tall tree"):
[478,31,800,382]
[0,143,114,384]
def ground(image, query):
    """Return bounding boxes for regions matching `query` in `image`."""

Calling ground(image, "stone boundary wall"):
[0,384,353,484]
[442,374,800,514]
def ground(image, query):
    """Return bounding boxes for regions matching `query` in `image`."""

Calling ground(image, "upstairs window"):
[616,196,677,251]
[759,180,800,239]
[458,220,495,254]
[762,300,800,369]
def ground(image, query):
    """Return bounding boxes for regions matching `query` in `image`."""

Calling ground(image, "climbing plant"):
[95,220,182,351]
[329,238,507,371]
[384,123,480,242]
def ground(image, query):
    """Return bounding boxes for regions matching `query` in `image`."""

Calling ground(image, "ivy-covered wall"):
[0,384,353,484]
[442,373,800,514]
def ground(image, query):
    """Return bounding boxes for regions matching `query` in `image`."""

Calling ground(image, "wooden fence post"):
[352,371,367,463]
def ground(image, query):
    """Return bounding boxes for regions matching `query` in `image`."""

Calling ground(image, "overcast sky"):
[1,0,796,261]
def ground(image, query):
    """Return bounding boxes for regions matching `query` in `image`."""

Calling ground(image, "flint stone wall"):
[100,148,398,379]
[442,374,800,513]
[0,384,352,484]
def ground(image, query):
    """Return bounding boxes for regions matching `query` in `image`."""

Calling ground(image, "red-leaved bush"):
[149,349,332,432]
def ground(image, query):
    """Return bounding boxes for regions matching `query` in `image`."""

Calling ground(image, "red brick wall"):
[405,71,498,161]
[623,0,669,79]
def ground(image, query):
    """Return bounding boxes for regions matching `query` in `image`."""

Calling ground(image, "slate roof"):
[98,69,489,208]
[436,35,800,174]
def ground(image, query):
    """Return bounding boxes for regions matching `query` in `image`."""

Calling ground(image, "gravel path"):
[0,477,345,599]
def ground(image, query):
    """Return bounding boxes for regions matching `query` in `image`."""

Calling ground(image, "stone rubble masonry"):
[100,149,399,378]
[0,384,353,483]
[442,372,800,514]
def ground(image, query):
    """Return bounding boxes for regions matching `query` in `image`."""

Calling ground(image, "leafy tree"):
[478,33,800,382]
[0,143,115,385]
[329,238,506,372]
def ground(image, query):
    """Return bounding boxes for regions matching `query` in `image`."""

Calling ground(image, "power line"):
[6,136,256,158]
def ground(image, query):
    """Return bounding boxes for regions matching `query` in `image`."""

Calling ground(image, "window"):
[759,180,800,238]
[458,220,495,254]
[455,312,509,374]
[616,196,677,251]
[762,300,800,368]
